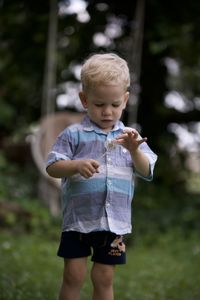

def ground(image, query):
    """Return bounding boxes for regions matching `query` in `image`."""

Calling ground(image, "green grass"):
[0,230,199,300]
[0,232,61,300]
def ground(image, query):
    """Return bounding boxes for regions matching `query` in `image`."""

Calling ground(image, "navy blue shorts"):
[57,231,126,265]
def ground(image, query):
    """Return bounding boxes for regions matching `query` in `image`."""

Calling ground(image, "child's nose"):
[102,106,112,116]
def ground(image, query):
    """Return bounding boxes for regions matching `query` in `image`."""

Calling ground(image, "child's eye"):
[95,103,104,107]
[112,104,120,107]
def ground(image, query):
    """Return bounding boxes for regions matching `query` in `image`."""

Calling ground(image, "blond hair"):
[80,53,130,93]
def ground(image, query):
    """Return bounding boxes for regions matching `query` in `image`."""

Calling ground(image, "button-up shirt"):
[46,115,157,235]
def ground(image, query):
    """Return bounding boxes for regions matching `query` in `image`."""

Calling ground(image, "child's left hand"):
[115,129,147,152]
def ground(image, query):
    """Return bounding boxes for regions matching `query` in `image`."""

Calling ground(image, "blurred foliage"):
[133,181,200,244]
[0,0,49,136]
[0,151,60,235]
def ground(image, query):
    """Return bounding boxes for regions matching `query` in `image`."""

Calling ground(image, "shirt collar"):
[82,114,125,134]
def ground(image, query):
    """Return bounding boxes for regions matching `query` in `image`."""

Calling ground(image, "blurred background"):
[0,0,199,299]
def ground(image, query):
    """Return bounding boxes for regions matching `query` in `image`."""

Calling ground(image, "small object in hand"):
[105,139,117,150]
[97,139,117,162]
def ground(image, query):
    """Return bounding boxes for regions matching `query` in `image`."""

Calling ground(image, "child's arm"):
[129,147,150,177]
[115,129,150,177]
[46,159,100,179]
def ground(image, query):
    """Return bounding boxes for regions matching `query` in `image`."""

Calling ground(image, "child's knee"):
[91,263,114,288]
[63,259,87,288]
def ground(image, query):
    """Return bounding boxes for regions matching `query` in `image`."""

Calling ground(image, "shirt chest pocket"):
[110,147,133,168]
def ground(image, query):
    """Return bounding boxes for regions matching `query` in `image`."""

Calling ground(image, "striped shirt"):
[46,115,157,235]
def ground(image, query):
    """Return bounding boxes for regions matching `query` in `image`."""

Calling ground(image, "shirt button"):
[106,203,110,207]
[107,180,112,185]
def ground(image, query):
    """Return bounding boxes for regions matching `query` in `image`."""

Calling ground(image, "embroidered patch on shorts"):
[108,236,125,256]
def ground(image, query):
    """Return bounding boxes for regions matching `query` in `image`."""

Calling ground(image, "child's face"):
[79,84,129,132]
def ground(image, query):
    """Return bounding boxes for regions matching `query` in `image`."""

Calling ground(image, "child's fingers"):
[115,133,127,140]
[80,160,99,177]
[91,159,100,169]
[116,131,137,141]
[137,137,147,145]
[90,160,100,173]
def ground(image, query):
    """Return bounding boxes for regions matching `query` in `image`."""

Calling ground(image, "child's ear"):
[123,91,129,109]
[79,91,88,109]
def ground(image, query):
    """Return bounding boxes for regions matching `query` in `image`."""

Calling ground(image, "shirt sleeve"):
[135,142,158,181]
[46,128,74,169]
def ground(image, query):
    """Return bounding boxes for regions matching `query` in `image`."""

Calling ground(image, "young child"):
[46,53,157,300]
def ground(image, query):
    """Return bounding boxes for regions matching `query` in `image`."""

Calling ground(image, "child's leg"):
[59,257,87,300]
[91,262,115,300]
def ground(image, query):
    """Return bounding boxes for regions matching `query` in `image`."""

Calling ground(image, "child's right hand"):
[77,159,100,179]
